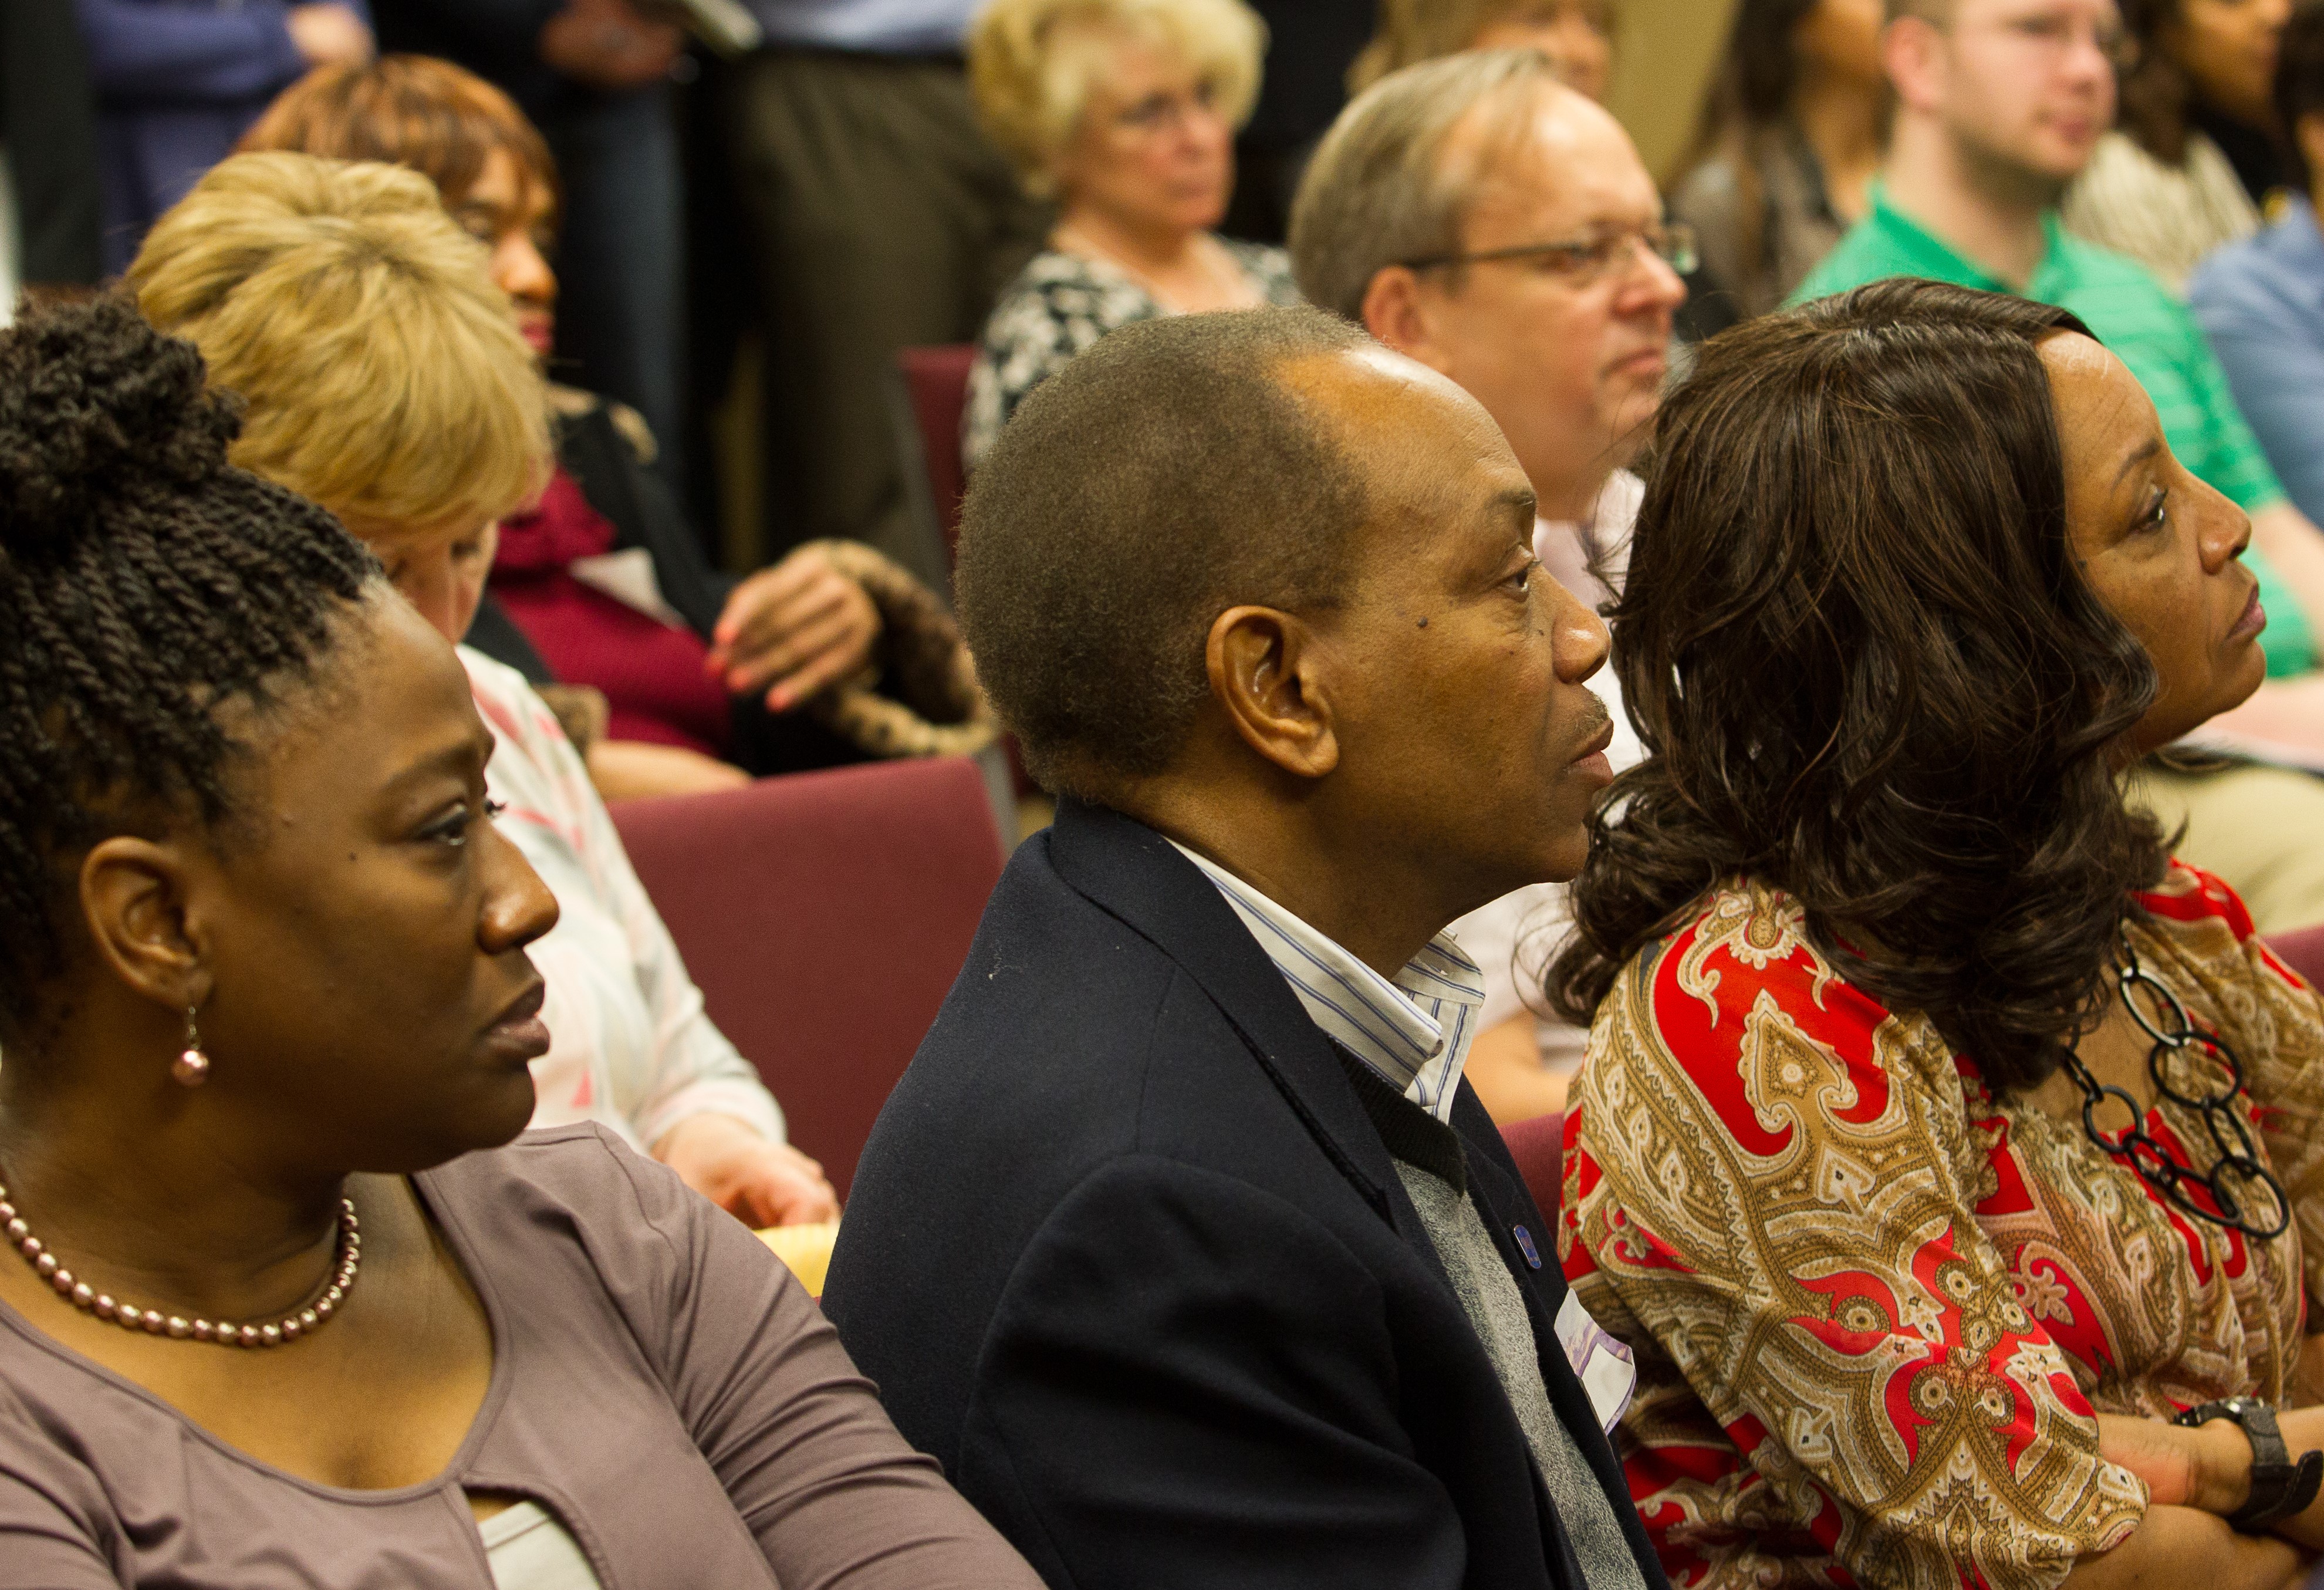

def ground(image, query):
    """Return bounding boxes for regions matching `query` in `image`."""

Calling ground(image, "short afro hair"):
[957,305,1374,796]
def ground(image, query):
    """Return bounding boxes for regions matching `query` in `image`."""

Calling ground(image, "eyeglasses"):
[1400,222,1698,286]
[1956,10,2132,72]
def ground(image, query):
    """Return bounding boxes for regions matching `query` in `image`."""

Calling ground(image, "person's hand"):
[538,0,683,90]
[706,546,883,713]
[582,738,749,803]
[286,4,375,66]
[655,1114,840,1227]
[2099,1412,2251,1517]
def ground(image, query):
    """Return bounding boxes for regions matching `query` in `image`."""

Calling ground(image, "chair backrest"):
[1497,1111,1566,1227]
[609,757,1006,1199]
[2266,924,2324,989]
[896,344,977,564]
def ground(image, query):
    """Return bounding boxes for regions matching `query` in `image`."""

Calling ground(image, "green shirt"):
[1791,186,2312,675]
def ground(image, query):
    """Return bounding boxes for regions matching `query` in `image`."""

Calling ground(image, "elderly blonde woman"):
[130,151,840,1231]
[961,0,1302,468]
[1348,0,1619,104]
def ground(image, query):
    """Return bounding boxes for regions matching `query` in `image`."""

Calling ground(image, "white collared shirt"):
[1167,842,1486,1125]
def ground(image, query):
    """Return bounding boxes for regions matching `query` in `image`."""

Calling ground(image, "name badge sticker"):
[1555,1289,1637,1433]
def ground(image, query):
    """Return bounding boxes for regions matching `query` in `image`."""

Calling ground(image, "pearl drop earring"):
[172,1007,210,1087]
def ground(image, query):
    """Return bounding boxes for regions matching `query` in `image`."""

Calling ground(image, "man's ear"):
[1883,14,1944,114]
[77,837,211,1015]
[1360,266,1456,377]
[1205,605,1341,781]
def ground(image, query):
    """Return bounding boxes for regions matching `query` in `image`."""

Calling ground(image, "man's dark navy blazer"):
[822,800,1668,1589]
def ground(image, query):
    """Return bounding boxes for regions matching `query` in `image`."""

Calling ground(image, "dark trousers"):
[720,48,1045,570]
[543,84,685,465]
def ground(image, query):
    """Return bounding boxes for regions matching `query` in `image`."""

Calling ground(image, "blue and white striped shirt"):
[1168,842,1487,1125]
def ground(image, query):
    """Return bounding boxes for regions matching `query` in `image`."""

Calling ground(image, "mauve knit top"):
[0,1125,1041,1590]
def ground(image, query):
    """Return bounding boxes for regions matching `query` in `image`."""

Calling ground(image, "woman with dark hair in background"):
[1666,0,1884,321]
[0,297,1042,1588]
[2066,0,2291,292]
[1557,278,2324,1589]
[2191,4,2324,524]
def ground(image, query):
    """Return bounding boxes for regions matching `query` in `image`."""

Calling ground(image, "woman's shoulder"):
[1586,877,1951,1105]
[455,644,598,843]
[1606,876,1866,1023]
[984,250,1156,339]
[457,643,565,739]
[2138,858,2261,943]
[421,1126,722,1282]
[1221,239,1303,305]
[430,1122,678,1208]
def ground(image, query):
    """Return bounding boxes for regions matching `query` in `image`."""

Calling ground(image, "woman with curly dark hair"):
[0,297,1040,1587]
[1555,278,2324,1590]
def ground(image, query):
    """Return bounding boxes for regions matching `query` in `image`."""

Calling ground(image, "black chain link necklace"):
[2056,922,2292,1242]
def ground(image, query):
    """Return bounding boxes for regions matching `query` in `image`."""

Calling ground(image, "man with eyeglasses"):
[1796,0,2324,936]
[1288,48,1687,1123]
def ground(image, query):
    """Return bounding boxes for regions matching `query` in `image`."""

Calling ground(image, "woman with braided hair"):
[0,299,1041,1588]
[129,151,840,1231]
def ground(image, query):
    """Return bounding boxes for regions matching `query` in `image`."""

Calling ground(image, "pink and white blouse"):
[459,647,785,1154]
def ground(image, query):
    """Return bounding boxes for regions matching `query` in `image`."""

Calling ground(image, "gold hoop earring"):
[172,1007,210,1088]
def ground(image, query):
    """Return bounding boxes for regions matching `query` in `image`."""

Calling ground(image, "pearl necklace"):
[1,1180,362,1347]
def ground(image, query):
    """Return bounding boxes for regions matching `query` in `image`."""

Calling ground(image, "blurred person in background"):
[1217,0,1371,242]
[1667,0,1886,320]
[132,151,840,1229]
[1,0,103,302]
[1290,49,1685,1122]
[2193,4,2324,526]
[73,0,373,273]
[242,58,994,795]
[962,0,1300,470]
[366,0,693,465]
[1795,0,2324,933]
[2065,0,2291,292]
[719,0,1046,573]
[1348,0,1617,102]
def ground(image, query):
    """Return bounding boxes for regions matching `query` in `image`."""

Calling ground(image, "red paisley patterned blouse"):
[1560,863,2324,1590]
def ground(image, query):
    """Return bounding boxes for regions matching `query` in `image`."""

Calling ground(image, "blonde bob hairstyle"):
[969,0,1266,198]
[128,151,550,536]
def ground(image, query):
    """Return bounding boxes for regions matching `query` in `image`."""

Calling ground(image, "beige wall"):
[1607,0,1740,182]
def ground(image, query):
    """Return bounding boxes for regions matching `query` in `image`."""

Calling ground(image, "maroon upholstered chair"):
[1498,1111,1567,1226]
[609,757,1005,1199]
[2266,924,2324,989]
[895,344,977,566]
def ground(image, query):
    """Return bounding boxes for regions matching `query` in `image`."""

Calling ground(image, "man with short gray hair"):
[1288,50,1684,1119]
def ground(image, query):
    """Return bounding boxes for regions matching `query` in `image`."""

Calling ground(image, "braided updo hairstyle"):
[0,298,380,1037]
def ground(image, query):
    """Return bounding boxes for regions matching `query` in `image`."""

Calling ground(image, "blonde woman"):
[130,152,840,1230]
[962,0,1302,468]
[1348,0,1618,104]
